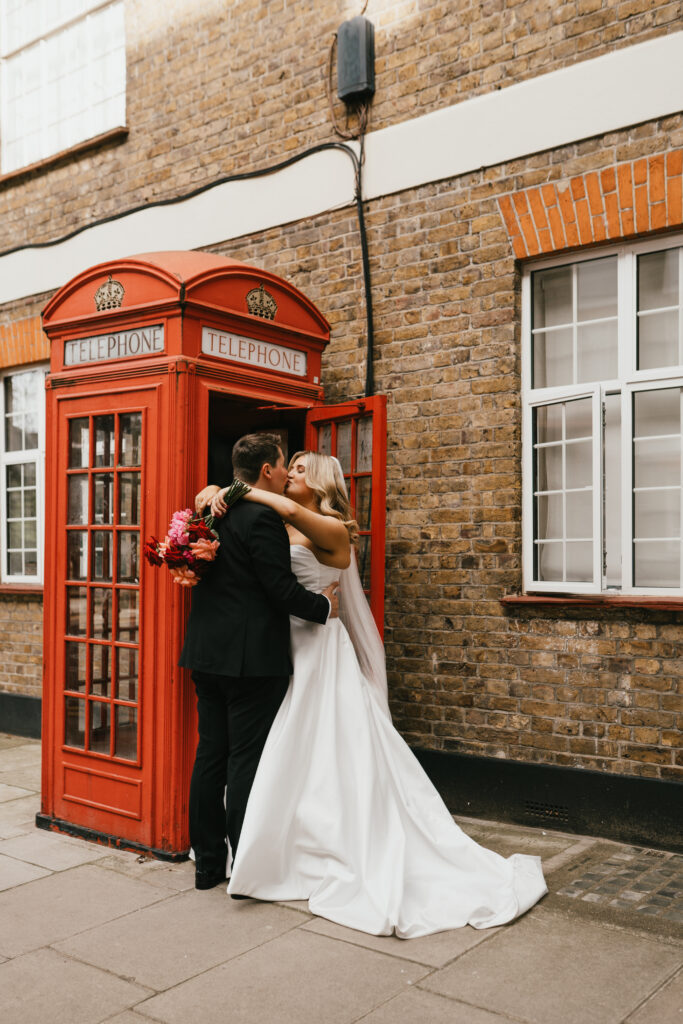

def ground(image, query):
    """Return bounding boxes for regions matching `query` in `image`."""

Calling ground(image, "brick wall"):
[0,596,43,699]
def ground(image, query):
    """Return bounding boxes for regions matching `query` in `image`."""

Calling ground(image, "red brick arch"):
[498,150,683,259]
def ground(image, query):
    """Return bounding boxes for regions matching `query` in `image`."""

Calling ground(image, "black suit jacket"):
[178,501,329,677]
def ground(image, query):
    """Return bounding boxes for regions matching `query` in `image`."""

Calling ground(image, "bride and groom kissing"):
[180,432,547,938]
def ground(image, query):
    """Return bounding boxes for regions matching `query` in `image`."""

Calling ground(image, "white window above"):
[1,364,47,583]
[523,236,683,596]
[0,0,125,175]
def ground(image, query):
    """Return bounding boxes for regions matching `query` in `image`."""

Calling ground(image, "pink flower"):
[168,509,193,546]
[189,538,220,561]
[169,566,199,587]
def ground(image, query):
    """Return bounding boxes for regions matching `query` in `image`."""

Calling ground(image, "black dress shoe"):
[230,893,251,900]
[195,870,227,890]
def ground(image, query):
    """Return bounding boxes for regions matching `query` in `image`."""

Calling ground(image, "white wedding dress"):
[228,545,547,937]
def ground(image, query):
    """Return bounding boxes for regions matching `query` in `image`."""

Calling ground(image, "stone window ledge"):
[0,584,43,596]
[501,594,683,612]
[0,126,128,189]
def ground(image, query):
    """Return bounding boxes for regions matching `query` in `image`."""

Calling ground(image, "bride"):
[206,451,547,938]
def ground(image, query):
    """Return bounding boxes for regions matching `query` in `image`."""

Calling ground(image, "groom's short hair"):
[232,433,282,484]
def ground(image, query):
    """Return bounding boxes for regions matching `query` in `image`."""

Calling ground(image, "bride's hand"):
[210,486,232,518]
[195,485,220,514]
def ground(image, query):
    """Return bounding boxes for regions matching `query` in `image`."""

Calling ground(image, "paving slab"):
[0,794,40,838]
[0,852,51,890]
[0,734,31,750]
[359,987,521,1023]
[420,908,683,1024]
[625,968,683,1024]
[55,888,305,991]
[0,947,151,1024]
[0,862,166,957]
[95,850,196,891]
[0,830,108,870]
[104,1014,159,1024]
[0,766,41,791]
[0,782,33,803]
[0,744,42,769]
[302,915,496,967]
[454,816,579,863]
[136,926,430,1024]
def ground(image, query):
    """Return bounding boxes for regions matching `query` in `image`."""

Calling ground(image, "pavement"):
[0,733,680,1024]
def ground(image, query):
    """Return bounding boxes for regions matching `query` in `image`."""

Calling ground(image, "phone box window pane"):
[635,490,680,540]
[638,310,679,370]
[116,646,138,702]
[92,531,113,582]
[566,490,593,539]
[117,590,139,644]
[119,473,140,525]
[89,700,110,754]
[65,697,86,748]
[65,642,86,693]
[536,493,563,541]
[67,475,89,524]
[357,536,371,591]
[634,541,680,588]
[533,329,572,388]
[634,437,680,489]
[537,542,563,582]
[336,421,352,474]
[577,321,618,383]
[118,532,139,583]
[317,423,331,455]
[91,589,112,640]
[634,389,680,438]
[566,541,593,583]
[66,587,87,636]
[355,477,372,532]
[119,413,142,467]
[115,705,137,761]
[69,418,89,468]
[93,474,113,524]
[90,645,111,697]
[94,415,115,467]
[356,417,372,472]
[67,531,87,580]
[533,266,572,329]
[638,249,679,311]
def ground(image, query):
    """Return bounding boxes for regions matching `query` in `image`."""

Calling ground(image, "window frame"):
[0,362,47,585]
[522,233,683,597]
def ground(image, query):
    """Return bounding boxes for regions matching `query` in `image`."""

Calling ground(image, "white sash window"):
[522,237,683,595]
[0,365,47,583]
[0,0,125,174]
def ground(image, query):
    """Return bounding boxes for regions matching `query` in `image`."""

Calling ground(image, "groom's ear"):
[261,462,273,480]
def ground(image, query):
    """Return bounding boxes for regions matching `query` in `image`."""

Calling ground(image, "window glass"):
[1,366,46,581]
[0,1,126,175]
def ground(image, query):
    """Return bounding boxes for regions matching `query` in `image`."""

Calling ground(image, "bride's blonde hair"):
[288,451,359,544]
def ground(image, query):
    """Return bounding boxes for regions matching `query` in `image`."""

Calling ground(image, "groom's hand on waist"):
[322,582,339,619]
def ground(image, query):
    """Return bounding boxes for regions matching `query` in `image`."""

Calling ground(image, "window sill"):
[0,126,128,189]
[501,594,683,612]
[0,583,43,596]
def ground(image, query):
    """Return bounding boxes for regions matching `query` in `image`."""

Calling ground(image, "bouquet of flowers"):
[143,480,250,587]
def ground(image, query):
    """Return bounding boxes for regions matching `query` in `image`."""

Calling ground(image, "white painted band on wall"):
[1,31,682,307]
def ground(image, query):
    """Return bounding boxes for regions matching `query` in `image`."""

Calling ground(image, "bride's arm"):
[194,484,220,513]
[211,485,350,562]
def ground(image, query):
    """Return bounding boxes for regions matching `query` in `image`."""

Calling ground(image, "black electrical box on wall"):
[337,16,375,104]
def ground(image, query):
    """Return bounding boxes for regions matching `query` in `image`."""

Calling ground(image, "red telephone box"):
[37,251,386,858]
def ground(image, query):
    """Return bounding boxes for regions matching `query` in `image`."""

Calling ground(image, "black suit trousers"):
[189,671,289,878]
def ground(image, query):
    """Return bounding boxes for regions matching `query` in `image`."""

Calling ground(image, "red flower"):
[162,543,188,569]
[143,538,164,567]
[187,519,215,541]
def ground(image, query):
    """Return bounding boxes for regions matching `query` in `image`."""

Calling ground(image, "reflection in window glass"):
[65,697,86,748]
[115,705,137,761]
[638,250,681,370]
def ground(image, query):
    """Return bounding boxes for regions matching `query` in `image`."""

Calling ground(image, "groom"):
[179,432,337,890]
